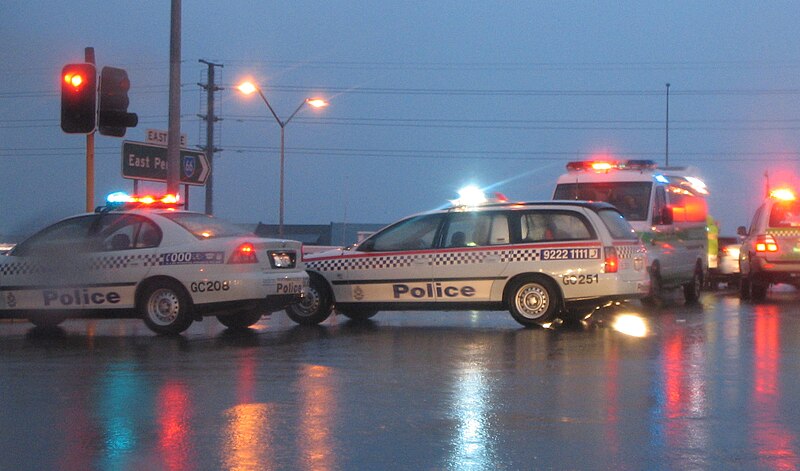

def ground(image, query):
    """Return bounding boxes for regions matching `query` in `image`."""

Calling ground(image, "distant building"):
[253,222,387,247]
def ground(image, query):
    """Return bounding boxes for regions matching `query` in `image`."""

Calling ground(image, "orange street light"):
[236,80,328,236]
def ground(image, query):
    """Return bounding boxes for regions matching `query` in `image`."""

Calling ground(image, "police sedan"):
[288,197,649,327]
[0,193,308,334]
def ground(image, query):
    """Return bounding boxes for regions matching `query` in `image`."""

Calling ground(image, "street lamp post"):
[237,81,328,236]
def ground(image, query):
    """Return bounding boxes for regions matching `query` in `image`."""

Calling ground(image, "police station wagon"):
[287,199,649,327]
[0,193,308,334]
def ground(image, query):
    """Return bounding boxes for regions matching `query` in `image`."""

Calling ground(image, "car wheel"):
[642,264,662,306]
[285,275,333,325]
[739,275,751,300]
[139,280,194,335]
[506,276,560,327]
[28,312,67,328]
[217,310,264,330]
[683,266,702,304]
[750,278,768,302]
[336,306,379,321]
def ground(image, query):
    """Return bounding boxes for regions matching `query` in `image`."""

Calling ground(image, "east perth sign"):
[122,141,209,186]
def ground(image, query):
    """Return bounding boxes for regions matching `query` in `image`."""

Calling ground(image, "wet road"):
[2,286,800,470]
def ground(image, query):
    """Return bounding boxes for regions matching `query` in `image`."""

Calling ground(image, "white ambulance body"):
[553,159,709,303]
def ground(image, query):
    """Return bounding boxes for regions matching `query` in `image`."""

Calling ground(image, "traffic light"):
[60,63,97,134]
[98,66,138,137]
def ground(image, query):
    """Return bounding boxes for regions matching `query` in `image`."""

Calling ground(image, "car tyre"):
[27,312,67,328]
[506,275,560,327]
[642,264,662,306]
[750,278,768,302]
[139,280,194,335]
[683,266,702,304]
[336,306,379,321]
[217,310,264,330]
[285,274,333,325]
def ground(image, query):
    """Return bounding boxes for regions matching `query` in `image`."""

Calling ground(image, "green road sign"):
[122,141,209,185]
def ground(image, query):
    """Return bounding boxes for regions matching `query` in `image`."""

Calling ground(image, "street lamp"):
[237,80,328,237]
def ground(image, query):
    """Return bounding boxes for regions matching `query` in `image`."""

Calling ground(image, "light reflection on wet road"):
[2,287,800,470]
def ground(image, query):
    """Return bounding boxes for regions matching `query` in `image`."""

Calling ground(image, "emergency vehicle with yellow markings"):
[554,159,709,304]
[288,193,649,327]
[0,193,308,334]
[738,187,800,301]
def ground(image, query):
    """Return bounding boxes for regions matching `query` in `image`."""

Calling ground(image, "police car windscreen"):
[161,213,255,239]
[554,182,652,222]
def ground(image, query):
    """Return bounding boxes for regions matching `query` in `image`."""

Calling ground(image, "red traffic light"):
[60,63,97,134]
[64,72,86,90]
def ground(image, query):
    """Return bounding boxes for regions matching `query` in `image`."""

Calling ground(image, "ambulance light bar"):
[566,159,658,172]
[770,188,796,202]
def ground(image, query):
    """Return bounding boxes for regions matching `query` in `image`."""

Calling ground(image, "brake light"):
[755,235,778,253]
[229,242,258,264]
[604,246,618,273]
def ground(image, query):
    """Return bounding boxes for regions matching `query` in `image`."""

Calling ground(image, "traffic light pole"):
[85,47,95,212]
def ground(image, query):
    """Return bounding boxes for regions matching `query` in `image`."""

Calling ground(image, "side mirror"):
[653,206,673,225]
[737,225,748,237]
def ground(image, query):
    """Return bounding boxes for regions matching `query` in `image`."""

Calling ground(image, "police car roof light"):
[103,192,183,210]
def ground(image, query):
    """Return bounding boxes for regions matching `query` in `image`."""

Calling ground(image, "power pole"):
[198,59,224,215]
[166,0,182,195]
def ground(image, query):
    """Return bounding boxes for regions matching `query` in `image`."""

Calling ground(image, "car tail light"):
[755,235,778,253]
[229,242,258,264]
[268,250,296,269]
[604,246,618,273]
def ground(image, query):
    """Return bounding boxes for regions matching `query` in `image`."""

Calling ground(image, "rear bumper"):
[750,257,800,284]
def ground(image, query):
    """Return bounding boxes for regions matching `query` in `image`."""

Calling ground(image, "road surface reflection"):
[3,291,800,469]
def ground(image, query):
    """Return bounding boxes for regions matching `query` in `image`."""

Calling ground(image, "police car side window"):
[136,221,162,248]
[365,214,443,252]
[443,213,494,247]
[518,211,594,242]
[97,215,161,251]
[11,216,98,256]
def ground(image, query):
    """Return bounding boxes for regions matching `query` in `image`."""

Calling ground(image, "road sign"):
[122,141,209,185]
[145,128,187,147]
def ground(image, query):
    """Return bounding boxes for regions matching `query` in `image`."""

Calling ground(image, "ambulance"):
[553,159,709,303]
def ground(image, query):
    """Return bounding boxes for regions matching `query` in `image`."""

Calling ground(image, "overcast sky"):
[2,1,800,239]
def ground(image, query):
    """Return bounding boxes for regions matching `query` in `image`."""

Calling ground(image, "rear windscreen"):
[554,182,652,221]
[769,200,800,228]
[597,209,639,240]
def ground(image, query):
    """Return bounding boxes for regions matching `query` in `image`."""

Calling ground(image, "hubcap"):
[295,286,321,317]
[147,288,180,325]
[515,283,549,319]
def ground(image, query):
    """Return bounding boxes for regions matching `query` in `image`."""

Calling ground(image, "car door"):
[431,210,511,303]
[1,214,100,311]
[78,213,162,309]
[333,213,443,304]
